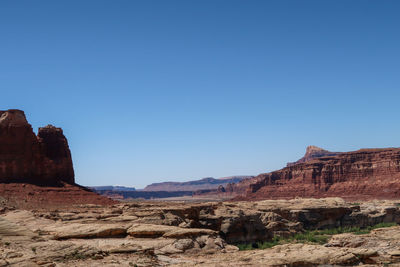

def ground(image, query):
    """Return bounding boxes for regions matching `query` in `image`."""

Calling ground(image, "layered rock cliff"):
[0,109,74,185]
[233,147,400,200]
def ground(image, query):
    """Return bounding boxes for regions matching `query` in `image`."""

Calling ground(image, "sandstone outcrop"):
[172,241,384,266]
[0,109,116,208]
[286,145,340,166]
[1,198,400,266]
[0,109,74,185]
[221,146,400,200]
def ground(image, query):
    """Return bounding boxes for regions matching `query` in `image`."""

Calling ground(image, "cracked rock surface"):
[1,198,400,266]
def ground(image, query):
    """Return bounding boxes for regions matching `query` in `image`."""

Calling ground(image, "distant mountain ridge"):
[143,176,253,192]
[90,186,136,191]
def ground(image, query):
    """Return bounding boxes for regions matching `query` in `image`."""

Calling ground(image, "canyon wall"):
[220,147,400,200]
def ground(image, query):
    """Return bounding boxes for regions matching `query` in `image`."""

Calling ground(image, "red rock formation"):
[0,109,74,185]
[37,125,75,184]
[0,109,116,208]
[286,145,340,167]
[235,147,400,200]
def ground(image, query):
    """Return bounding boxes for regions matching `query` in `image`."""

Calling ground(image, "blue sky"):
[1,1,399,188]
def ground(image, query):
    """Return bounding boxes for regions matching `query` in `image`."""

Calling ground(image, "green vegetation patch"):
[237,222,398,251]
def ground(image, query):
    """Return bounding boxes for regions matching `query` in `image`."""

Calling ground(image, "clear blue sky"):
[1,1,399,188]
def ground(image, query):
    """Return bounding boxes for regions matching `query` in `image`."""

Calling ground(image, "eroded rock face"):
[37,125,74,184]
[1,199,400,266]
[229,147,400,200]
[286,145,340,167]
[0,110,110,208]
[0,109,74,185]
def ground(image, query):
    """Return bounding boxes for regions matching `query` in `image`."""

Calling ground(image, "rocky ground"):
[1,198,400,266]
[0,183,116,209]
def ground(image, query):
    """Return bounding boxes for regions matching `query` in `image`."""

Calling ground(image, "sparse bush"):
[63,249,89,261]
[236,243,252,250]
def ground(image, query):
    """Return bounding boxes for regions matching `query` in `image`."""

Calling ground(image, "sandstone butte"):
[216,145,400,201]
[0,109,114,208]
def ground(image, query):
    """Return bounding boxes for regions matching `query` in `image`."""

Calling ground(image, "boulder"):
[127,223,215,238]
[42,223,129,239]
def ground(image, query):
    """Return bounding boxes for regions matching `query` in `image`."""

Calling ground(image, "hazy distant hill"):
[142,176,253,192]
[90,186,136,192]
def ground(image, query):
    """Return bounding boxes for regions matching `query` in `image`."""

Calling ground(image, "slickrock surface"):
[176,225,400,266]
[1,198,400,266]
[216,146,400,200]
[170,239,384,266]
